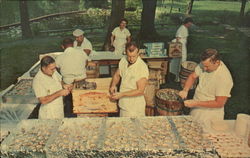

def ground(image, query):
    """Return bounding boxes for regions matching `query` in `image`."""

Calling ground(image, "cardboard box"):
[168,42,182,58]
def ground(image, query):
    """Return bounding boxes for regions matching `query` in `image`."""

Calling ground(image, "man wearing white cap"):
[73,29,93,56]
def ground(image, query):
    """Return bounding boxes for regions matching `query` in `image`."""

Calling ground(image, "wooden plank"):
[0,10,87,30]
[72,90,117,114]
[72,77,116,114]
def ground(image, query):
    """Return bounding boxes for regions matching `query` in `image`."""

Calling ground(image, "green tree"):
[102,0,125,50]
[139,0,158,40]
[19,0,32,39]
[240,0,247,17]
[186,0,194,14]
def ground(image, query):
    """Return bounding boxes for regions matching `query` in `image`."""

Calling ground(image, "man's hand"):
[109,86,117,95]
[63,84,73,91]
[59,89,70,96]
[179,90,188,99]
[184,99,197,108]
[110,92,123,100]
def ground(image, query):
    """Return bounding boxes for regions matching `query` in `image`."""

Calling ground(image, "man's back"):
[56,47,88,84]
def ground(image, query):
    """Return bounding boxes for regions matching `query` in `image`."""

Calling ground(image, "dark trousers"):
[28,103,41,119]
[64,93,77,117]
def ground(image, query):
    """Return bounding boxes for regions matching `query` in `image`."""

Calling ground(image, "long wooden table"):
[89,51,172,76]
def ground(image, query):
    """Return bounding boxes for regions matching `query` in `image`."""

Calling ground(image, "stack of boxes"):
[144,42,166,57]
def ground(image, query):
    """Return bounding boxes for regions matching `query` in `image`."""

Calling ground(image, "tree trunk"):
[240,0,247,17]
[186,0,194,14]
[169,0,174,14]
[102,0,125,50]
[19,0,32,39]
[139,0,158,40]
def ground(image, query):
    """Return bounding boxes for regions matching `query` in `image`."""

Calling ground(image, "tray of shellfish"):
[101,117,140,151]
[135,116,180,151]
[0,119,61,158]
[29,64,40,77]
[45,118,105,158]
[168,116,215,152]
[204,133,250,157]
[2,79,38,104]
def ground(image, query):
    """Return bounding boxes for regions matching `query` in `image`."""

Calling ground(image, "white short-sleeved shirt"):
[118,56,149,117]
[56,47,89,84]
[74,37,93,52]
[112,27,131,55]
[176,25,188,43]
[191,61,233,124]
[33,70,64,119]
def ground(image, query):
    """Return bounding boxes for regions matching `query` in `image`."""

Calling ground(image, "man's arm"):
[38,89,70,105]
[111,35,115,46]
[179,72,198,99]
[109,69,121,95]
[184,96,229,108]
[111,77,147,100]
[127,36,131,43]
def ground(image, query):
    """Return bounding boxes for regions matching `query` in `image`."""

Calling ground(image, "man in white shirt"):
[33,56,71,119]
[179,49,233,125]
[56,38,89,84]
[110,42,149,117]
[56,38,89,117]
[73,29,93,56]
[170,17,193,82]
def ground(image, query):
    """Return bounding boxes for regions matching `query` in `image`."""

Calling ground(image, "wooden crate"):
[168,42,182,58]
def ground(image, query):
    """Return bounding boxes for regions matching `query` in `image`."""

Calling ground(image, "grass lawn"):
[0,1,249,119]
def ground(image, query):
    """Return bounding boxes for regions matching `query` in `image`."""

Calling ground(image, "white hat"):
[73,29,84,36]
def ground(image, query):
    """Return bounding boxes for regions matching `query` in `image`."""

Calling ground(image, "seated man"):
[179,49,233,126]
[109,42,149,117]
[73,29,93,56]
[56,38,89,84]
[33,56,70,119]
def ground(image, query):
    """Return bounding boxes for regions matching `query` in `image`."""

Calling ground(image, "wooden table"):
[90,51,172,76]
[72,78,118,117]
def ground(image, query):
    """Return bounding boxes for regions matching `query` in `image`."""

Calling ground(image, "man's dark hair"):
[125,42,139,53]
[120,18,128,25]
[200,48,220,63]
[40,56,55,68]
[183,17,193,24]
[62,38,74,47]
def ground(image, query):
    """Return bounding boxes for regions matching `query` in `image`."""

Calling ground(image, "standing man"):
[170,17,193,82]
[33,56,70,119]
[56,38,89,117]
[179,49,233,125]
[56,38,89,84]
[73,29,93,56]
[175,17,193,62]
[109,42,149,117]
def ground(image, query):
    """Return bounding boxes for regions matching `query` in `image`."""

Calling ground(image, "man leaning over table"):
[56,38,89,117]
[109,42,149,117]
[33,56,71,119]
[179,49,233,126]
